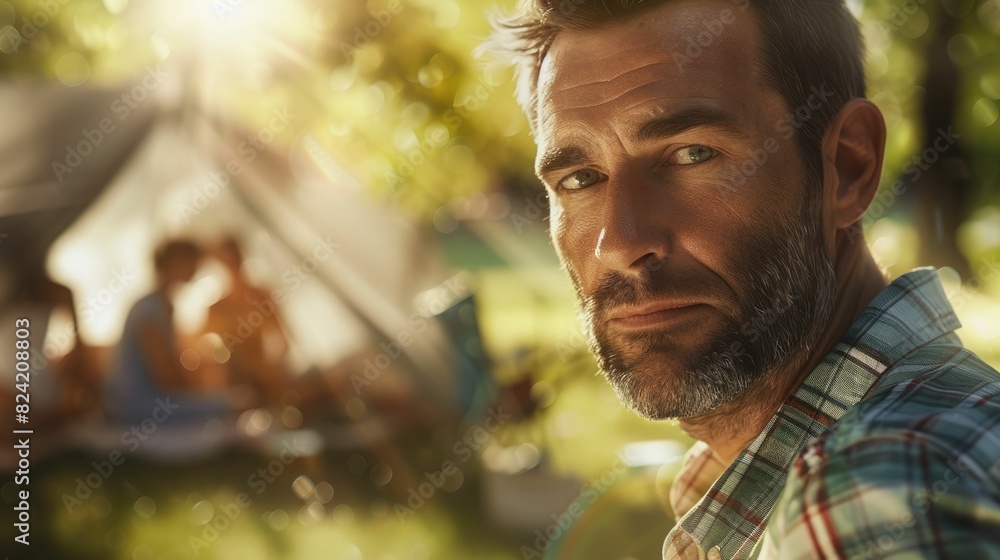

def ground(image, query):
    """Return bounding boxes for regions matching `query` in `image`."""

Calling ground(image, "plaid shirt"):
[664,268,1000,559]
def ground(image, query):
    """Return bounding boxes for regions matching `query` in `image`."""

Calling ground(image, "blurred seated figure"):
[105,239,231,426]
[203,236,290,407]
[25,266,103,421]
[0,262,102,428]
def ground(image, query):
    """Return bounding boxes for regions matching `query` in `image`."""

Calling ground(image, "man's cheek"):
[551,211,592,291]
[549,201,569,261]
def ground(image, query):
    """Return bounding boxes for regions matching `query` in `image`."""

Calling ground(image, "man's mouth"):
[606,301,709,329]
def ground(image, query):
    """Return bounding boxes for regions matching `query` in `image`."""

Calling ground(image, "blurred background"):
[0,0,998,559]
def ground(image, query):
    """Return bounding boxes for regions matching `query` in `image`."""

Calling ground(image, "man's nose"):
[594,180,672,273]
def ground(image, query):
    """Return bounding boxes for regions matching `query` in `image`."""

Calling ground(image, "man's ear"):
[820,99,887,235]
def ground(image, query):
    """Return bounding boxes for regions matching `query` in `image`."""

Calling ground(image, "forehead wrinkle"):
[539,34,661,70]
[538,4,762,110]
[548,50,673,93]
[548,82,668,113]
[555,37,661,61]
[537,93,737,155]
[543,64,730,117]
[534,1,769,174]
[541,80,735,139]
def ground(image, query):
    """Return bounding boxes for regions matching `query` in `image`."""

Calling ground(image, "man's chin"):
[604,371,700,421]
[618,389,727,421]
[602,357,758,421]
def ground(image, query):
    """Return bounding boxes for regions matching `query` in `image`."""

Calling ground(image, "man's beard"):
[571,198,837,420]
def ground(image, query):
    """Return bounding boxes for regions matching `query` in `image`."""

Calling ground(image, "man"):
[490,1,1000,558]
[203,236,290,407]
[107,240,230,425]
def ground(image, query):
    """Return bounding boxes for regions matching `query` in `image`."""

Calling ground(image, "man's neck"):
[679,234,889,466]
[156,278,182,305]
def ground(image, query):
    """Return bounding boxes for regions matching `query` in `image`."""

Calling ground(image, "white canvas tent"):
[0,74,466,431]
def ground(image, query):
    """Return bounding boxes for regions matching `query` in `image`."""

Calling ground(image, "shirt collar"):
[663,268,961,560]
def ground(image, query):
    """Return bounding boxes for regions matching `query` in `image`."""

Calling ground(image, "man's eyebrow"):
[630,106,748,143]
[535,106,747,180]
[535,145,591,180]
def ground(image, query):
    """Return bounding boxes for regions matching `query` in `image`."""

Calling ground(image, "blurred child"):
[105,240,231,425]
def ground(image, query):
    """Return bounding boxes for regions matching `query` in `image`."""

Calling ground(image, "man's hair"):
[216,235,244,261]
[488,0,867,186]
[154,239,202,271]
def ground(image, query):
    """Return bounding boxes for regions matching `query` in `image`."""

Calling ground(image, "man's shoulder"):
[766,347,1000,558]
[807,340,1000,490]
[843,341,997,432]
[123,293,166,326]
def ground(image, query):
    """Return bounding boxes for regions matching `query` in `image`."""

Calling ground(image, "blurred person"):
[0,263,101,428]
[202,236,290,407]
[492,1,1000,558]
[199,237,435,423]
[105,239,231,426]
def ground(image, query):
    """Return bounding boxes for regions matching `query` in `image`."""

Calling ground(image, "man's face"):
[167,255,200,284]
[534,0,837,419]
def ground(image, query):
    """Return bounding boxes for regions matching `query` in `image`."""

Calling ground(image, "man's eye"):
[558,168,605,190]
[669,145,716,165]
